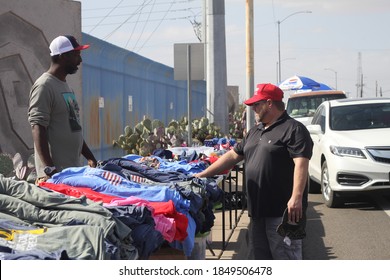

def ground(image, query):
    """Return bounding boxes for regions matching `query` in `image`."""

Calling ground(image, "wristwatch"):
[44,166,57,176]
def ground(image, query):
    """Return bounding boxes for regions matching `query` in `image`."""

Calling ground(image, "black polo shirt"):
[234,111,313,218]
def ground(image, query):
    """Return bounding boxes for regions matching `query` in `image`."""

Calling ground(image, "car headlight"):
[329,146,366,159]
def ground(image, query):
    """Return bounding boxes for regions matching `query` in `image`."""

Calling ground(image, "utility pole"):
[246,0,254,132]
[356,52,363,97]
[376,81,378,97]
[205,0,228,134]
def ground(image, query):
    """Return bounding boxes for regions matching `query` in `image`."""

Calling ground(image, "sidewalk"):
[205,166,250,260]
[151,168,248,261]
[206,210,250,260]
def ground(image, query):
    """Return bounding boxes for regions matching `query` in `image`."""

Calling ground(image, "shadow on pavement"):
[304,199,335,260]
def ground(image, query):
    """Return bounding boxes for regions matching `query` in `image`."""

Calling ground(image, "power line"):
[82,0,200,51]
[82,0,196,12]
[124,0,148,49]
[187,4,202,42]
[87,0,125,34]
[103,0,154,41]
[189,17,201,42]
[134,0,177,52]
[82,15,192,28]
[131,0,157,51]
[83,7,200,20]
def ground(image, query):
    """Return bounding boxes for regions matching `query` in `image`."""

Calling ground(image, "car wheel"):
[308,175,321,194]
[321,161,340,208]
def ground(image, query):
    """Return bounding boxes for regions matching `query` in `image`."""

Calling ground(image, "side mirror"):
[306,124,322,135]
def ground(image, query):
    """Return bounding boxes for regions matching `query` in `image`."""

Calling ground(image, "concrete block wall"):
[0,0,83,162]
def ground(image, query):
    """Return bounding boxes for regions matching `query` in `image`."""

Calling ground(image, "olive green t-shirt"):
[28,73,83,177]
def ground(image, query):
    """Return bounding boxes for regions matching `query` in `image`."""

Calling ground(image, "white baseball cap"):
[49,35,90,56]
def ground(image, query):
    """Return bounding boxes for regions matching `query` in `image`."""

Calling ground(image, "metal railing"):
[206,163,246,258]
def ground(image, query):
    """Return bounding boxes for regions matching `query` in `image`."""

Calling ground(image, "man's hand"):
[88,159,97,168]
[35,175,50,185]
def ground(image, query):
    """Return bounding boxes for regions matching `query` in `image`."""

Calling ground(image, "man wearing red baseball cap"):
[243,83,284,105]
[195,83,313,260]
[28,35,97,183]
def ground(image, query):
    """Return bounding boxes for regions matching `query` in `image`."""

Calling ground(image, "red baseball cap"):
[243,83,284,105]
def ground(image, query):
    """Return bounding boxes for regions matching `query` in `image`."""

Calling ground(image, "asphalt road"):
[303,192,390,260]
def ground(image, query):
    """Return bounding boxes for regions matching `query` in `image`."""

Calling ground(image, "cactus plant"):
[113,118,187,156]
[113,111,245,156]
[0,153,14,177]
[0,152,36,180]
[191,117,223,143]
[228,104,246,139]
[142,118,152,132]
[124,125,132,137]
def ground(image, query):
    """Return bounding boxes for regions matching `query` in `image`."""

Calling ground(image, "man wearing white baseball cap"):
[28,35,97,183]
[49,35,90,56]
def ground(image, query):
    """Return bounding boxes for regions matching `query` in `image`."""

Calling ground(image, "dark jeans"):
[248,216,303,260]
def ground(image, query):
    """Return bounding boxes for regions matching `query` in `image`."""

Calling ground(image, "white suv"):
[306,98,390,207]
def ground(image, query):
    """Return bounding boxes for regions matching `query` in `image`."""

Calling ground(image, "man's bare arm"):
[195,149,244,178]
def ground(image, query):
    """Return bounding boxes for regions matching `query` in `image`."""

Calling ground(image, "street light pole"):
[276,57,295,83]
[324,68,338,89]
[277,10,312,84]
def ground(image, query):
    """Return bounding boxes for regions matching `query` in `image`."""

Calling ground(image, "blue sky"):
[79,0,390,100]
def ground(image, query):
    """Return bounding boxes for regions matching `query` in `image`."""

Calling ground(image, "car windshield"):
[330,102,390,130]
[287,94,345,118]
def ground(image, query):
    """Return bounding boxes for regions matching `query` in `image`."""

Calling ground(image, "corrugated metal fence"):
[81,33,207,161]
